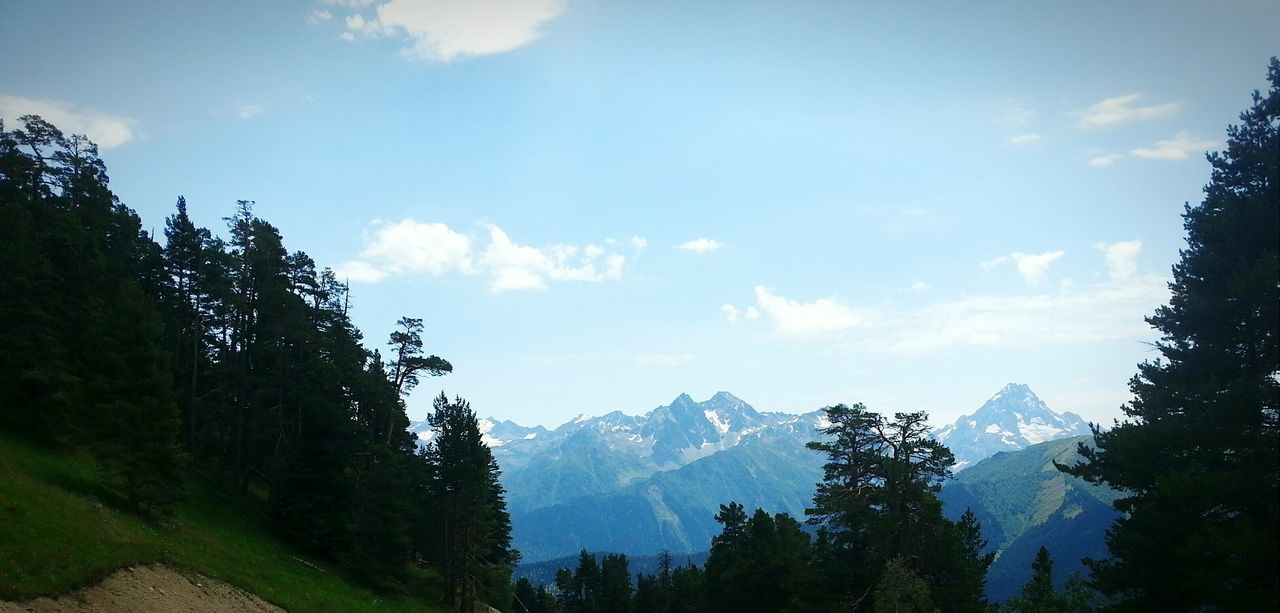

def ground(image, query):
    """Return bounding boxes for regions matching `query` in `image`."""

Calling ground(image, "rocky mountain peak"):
[935,383,1090,470]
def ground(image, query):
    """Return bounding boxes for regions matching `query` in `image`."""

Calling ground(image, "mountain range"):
[408,384,1099,566]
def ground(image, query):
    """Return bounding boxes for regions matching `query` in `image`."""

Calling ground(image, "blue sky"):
[3,0,1276,428]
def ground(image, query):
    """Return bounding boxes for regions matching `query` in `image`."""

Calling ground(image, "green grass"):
[0,433,445,611]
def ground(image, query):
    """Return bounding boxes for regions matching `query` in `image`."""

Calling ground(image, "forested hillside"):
[0,116,515,611]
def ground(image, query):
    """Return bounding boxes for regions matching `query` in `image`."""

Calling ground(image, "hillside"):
[0,433,444,612]
[938,435,1120,602]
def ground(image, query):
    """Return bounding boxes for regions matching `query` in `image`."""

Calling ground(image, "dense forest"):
[1,59,1276,612]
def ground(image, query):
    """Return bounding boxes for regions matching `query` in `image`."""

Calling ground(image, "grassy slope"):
[0,433,443,612]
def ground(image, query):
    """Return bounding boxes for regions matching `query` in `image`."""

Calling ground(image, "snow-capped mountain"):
[407,392,827,561]
[409,417,548,449]
[934,383,1091,470]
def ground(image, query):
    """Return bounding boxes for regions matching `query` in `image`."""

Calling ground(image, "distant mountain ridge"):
[406,385,1096,562]
[409,392,825,561]
[934,383,1091,470]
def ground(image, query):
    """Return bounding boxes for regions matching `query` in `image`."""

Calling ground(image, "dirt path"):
[0,564,283,613]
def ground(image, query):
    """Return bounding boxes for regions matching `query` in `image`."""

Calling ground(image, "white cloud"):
[0,95,136,149]
[307,9,333,23]
[238,104,263,120]
[1129,132,1217,160]
[335,0,566,62]
[333,259,389,283]
[323,0,377,6]
[340,218,632,292]
[910,281,929,292]
[1011,251,1066,284]
[752,286,865,337]
[722,304,761,323]
[347,218,475,280]
[636,353,699,367]
[1095,240,1143,280]
[1007,133,1040,146]
[482,225,626,292]
[1088,153,1124,167]
[1074,94,1181,129]
[721,304,742,323]
[676,238,723,254]
[630,236,648,250]
[983,251,1066,284]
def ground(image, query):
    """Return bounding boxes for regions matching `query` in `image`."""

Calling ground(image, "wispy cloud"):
[636,353,699,367]
[910,281,929,292]
[1074,93,1181,129]
[237,104,264,120]
[1007,133,1041,146]
[1087,153,1124,167]
[1129,132,1217,160]
[307,9,333,23]
[676,238,723,254]
[982,250,1066,284]
[721,304,760,324]
[1095,240,1143,280]
[327,0,566,62]
[725,274,1168,352]
[630,236,648,250]
[992,100,1035,128]
[337,218,631,293]
[0,95,137,149]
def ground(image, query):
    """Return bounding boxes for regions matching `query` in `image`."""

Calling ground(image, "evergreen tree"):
[385,316,451,444]
[514,577,561,613]
[806,403,988,612]
[0,116,185,513]
[1007,547,1060,613]
[1059,59,1279,610]
[704,504,815,613]
[668,563,705,613]
[873,558,937,613]
[599,553,632,613]
[420,393,518,611]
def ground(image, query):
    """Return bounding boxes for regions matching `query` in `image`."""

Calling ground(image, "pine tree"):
[599,553,632,613]
[420,393,517,611]
[1059,59,1279,610]
[385,316,451,444]
[873,558,937,613]
[806,403,988,612]
[1007,547,1060,613]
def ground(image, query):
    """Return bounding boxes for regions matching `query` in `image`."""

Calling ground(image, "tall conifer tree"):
[1060,59,1279,610]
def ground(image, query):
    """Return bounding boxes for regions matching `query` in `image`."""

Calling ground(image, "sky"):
[2,0,1276,429]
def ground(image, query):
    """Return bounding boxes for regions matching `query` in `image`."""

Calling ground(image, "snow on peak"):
[704,409,731,435]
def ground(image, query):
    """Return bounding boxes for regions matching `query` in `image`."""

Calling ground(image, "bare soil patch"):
[0,564,282,613]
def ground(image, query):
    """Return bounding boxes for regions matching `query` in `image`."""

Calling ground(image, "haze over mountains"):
[408,383,1098,566]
